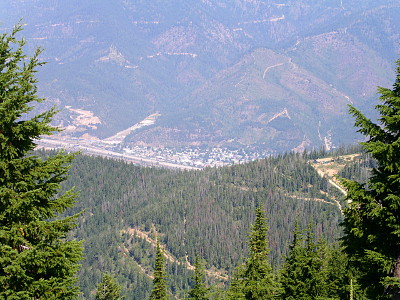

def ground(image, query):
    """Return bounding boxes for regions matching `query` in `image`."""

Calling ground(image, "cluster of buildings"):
[38,135,272,169]
[122,145,270,168]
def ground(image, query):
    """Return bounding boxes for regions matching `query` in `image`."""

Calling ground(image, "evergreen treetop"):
[227,205,278,300]
[0,23,83,299]
[188,254,209,300]
[149,240,168,300]
[95,273,124,300]
[340,59,400,299]
[280,223,308,300]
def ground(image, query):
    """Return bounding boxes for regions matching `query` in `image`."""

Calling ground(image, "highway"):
[38,137,201,170]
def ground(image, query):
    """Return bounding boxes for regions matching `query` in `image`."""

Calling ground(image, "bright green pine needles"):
[95,273,124,300]
[280,225,334,300]
[227,205,278,300]
[188,254,209,300]
[149,241,168,300]
[340,59,400,299]
[0,24,83,299]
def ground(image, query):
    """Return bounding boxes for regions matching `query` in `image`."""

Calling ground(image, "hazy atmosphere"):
[1,1,400,299]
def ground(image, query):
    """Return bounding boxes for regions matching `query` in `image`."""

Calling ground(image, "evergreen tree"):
[326,245,369,300]
[280,225,336,300]
[227,205,278,299]
[340,59,400,299]
[149,241,168,300]
[226,264,246,300]
[0,24,83,299]
[303,233,330,299]
[95,273,124,300]
[280,223,308,299]
[188,254,209,300]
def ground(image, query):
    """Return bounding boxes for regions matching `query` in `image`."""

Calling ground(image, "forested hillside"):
[51,149,355,299]
[2,0,399,151]
[3,19,400,299]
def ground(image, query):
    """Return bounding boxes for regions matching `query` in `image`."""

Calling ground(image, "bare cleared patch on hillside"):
[310,153,362,210]
[62,106,102,132]
[121,227,229,281]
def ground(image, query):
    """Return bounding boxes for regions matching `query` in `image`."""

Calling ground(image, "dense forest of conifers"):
[46,145,368,299]
[4,25,400,300]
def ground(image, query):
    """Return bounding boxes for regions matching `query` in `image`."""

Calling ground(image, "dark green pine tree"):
[280,225,334,300]
[227,205,278,300]
[280,223,308,300]
[340,59,400,299]
[326,245,368,300]
[303,232,330,299]
[188,254,209,300]
[95,273,124,300]
[149,241,168,300]
[0,24,83,299]
[226,264,246,300]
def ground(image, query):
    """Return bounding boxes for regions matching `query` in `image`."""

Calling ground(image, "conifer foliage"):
[0,24,83,299]
[341,59,400,299]
[280,224,309,299]
[227,205,278,299]
[149,241,168,300]
[95,273,124,300]
[188,254,209,300]
[280,225,332,299]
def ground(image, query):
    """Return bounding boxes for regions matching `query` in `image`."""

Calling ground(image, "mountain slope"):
[57,151,344,299]
[1,0,399,152]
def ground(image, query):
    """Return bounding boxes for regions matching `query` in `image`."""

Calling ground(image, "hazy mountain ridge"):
[1,0,399,152]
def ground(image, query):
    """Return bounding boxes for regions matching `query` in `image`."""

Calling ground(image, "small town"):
[121,144,271,168]
[39,135,271,169]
